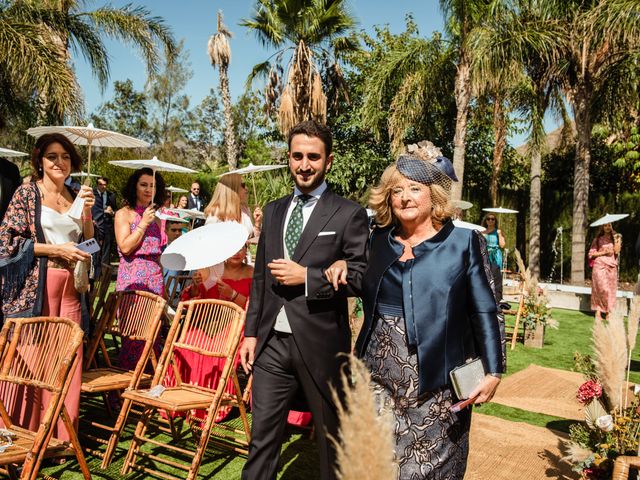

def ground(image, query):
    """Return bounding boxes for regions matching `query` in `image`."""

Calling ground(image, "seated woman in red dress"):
[170,245,252,422]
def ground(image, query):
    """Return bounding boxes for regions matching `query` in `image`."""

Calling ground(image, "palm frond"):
[83,4,176,80]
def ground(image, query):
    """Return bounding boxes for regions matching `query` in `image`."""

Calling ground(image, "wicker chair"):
[89,263,113,331]
[164,274,192,309]
[503,274,527,350]
[0,317,89,480]
[80,290,166,468]
[612,455,640,479]
[120,299,248,480]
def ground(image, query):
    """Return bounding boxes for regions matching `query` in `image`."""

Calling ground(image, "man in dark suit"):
[240,121,369,480]
[92,176,117,275]
[0,158,21,224]
[186,181,204,211]
[187,181,205,227]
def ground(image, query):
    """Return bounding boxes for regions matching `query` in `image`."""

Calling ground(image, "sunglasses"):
[487,217,496,221]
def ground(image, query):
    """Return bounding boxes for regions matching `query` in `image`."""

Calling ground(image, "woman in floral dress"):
[114,167,166,369]
[589,222,622,321]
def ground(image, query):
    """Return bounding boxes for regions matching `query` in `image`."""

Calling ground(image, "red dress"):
[174,277,312,427]
[169,277,252,422]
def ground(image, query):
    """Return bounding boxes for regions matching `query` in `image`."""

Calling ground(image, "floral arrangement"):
[513,249,558,331]
[564,297,640,479]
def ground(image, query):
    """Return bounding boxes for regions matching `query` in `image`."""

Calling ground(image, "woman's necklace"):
[38,181,70,208]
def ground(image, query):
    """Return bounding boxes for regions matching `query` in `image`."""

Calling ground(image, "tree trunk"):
[219,66,237,168]
[570,85,592,283]
[451,53,471,202]
[490,96,507,206]
[528,148,542,279]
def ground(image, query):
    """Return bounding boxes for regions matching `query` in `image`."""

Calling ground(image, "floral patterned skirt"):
[363,314,472,480]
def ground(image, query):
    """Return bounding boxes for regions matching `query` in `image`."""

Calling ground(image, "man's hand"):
[240,337,257,374]
[324,259,348,291]
[268,259,306,286]
[469,374,501,405]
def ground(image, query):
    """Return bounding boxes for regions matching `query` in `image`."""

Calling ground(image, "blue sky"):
[76,1,443,114]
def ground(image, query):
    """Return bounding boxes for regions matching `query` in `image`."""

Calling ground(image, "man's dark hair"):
[98,176,109,184]
[31,133,82,180]
[287,120,332,155]
[121,167,166,207]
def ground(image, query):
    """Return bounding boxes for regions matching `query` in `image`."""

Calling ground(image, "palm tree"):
[548,0,640,283]
[208,10,238,168]
[469,0,565,278]
[1,0,175,123]
[439,0,495,201]
[0,2,81,125]
[241,0,359,135]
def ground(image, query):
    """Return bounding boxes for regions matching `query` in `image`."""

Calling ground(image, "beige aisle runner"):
[491,364,584,420]
[466,414,579,480]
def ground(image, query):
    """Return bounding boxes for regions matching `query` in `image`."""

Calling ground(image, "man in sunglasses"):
[92,176,117,278]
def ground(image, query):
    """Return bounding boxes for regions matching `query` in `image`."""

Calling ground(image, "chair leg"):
[60,406,92,480]
[6,464,19,480]
[102,397,133,469]
[232,372,251,443]
[187,395,224,480]
[121,406,153,476]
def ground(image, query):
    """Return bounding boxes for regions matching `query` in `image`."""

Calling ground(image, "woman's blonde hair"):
[204,173,242,221]
[369,163,455,228]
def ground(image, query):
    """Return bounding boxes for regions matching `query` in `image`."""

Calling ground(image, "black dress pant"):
[242,331,339,480]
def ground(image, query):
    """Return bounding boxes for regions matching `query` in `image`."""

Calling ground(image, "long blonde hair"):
[369,163,454,228]
[204,173,242,221]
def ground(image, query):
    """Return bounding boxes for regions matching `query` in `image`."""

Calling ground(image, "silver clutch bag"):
[449,358,485,400]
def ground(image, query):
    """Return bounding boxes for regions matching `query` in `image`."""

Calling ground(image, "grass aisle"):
[41,308,634,478]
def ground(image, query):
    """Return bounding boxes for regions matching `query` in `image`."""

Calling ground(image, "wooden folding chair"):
[613,455,640,479]
[80,290,166,468]
[165,274,192,309]
[0,317,89,480]
[89,263,113,327]
[120,299,248,480]
[503,275,527,350]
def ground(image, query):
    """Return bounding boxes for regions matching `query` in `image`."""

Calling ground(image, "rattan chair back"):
[0,317,89,480]
[164,274,191,309]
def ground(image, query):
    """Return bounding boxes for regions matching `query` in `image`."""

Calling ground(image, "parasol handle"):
[84,143,93,187]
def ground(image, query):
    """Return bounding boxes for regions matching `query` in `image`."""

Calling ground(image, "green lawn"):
[40,307,637,479]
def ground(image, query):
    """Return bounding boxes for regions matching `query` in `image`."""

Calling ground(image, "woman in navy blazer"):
[354,155,503,480]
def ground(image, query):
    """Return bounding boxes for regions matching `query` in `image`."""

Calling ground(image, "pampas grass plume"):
[627,295,640,352]
[331,355,396,480]
[593,309,628,411]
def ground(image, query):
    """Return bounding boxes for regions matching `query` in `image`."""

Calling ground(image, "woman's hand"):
[253,207,263,228]
[324,260,348,291]
[468,374,501,405]
[139,205,157,229]
[78,185,95,212]
[55,242,91,263]
[217,280,235,300]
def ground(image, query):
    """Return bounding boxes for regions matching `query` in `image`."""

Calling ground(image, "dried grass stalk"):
[278,86,295,136]
[560,440,593,466]
[331,355,396,480]
[311,72,327,124]
[593,309,628,411]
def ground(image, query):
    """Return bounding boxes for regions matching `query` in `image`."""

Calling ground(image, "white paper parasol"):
[453,219,485,231]
[166,185,188,193]
[482,206,519,214]
[108,157,196,174]
[165,208,206,220]
[155,211,189,223]
[453,200,473,210]
[70,171,100,178]
[161,221,248,271]
[109,157,197,202]
[27,123,149,177]
[590,213,629,227]
[0,147,28,157]
[220,162,288,205]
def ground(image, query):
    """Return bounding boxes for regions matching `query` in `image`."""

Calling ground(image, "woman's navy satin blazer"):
[355,220,504,396]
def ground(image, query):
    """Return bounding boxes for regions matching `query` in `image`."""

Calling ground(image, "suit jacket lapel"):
[292,190,339,263]
[274,194,292,259]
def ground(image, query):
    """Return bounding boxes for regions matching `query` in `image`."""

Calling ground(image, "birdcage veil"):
[369,140,457,227]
